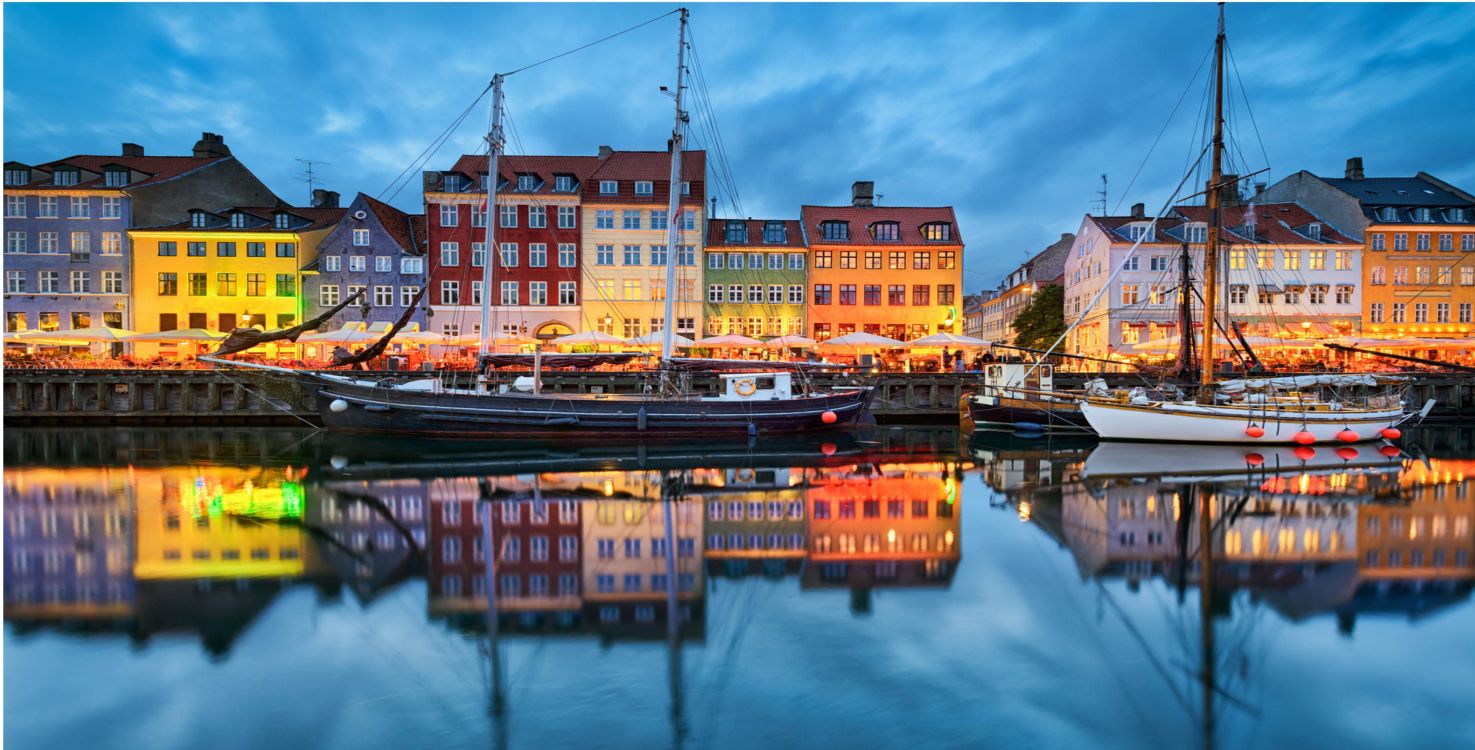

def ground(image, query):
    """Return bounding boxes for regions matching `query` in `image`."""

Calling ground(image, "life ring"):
[736,468,756,483]
[734,379,757,397]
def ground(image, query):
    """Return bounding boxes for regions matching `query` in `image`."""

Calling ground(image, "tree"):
[1010,284,1066,351]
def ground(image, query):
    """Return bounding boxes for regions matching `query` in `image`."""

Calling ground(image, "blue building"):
[302,192,428,333]
[2,134,277,334]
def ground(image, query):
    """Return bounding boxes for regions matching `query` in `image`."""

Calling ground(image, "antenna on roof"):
[1094,174,1108,215]
[295,158,332,203]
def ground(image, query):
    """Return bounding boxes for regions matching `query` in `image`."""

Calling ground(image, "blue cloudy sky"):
[5,2,1474,288]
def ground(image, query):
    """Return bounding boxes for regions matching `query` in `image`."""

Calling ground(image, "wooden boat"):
[966,362,1091,434]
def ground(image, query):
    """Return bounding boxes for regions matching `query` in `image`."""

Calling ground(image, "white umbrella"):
[626,330,695,348]
[764,334,818,348]
[15,326,136,342]
[298,323,367,343]
[124,328,227,343]
[396,330,449,345]
[549,330,628,347]
[699,333,765,347]
[821,332,907,349]
[909,332,991,348]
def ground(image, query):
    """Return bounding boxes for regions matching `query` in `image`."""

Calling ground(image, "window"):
[1369,302,1383,323]
[836,284,856,305]
[525,280,546,306]
[1392,303,1406,323]
[440,242,459,266]
[186,241,206,257]
[592,244,614,266]
[820,221,848,241]
[244,273,265,296]
[247,242,265,257]
[276,242,296,258]
[69,271,90,294]
[1120,283,1140,305]
[1306,249,1325,270]
[788,285,804,304]
[764,221,787,244]
[814,284,832,305]
[862,250,883,270]
[1334,285,1352,305]
[707,284,724,303]
[367,285,389,306]
[1439,233,1453,251]
[216,273,237,296]
[4,168,28,185]
[441,280,460,305]
[938,250,958,269]
[595,209,615,229]
[912,284,931,306]
[348,255,367,273]
[275,274,295,297]
[500,281,518,305]
[229,213,247,228]
[1228,285,1247,304]
[5,195,24,218]
[837,250,857,269]
[157,241,177,257]
[1254,248,1273,270]
[863,284,881,305]
[1415,302,1428,323]
[913,251,933,270]
[870,222,900,241]
[556,205,578,230]
[1438,302,1451,323]
[1416,233,1431,251]
[635,180,654,196]
[157,272,178,296]
[1464,235,1474,252]
[321,255,341,273]
[623,279,641,301]
[5,271,23,293]
[650,245,668,266]
[622,209,641,230]
[599,180,617,195]
[439,204,457,226]
[370,255,390,273]
[922,222,952,241]
[1462,267,1474,286]
[5,232,24,253]
[1370,233,1385,251]
[1461,303,1472,324]
[38,196,58,217]
[1227,248,1247,270]
[396,285,417,307]
[1416,266,1430,285]
[499,242,517,267]
[38,232,58,253]
[321,285,340,306]
[274,213,291,229]
[38,271,59,293]
[789,253,805,270]
[1438,266,1453,286]
[498,204,517,228]
[939,284,955,305]
[677,245,695,266]
[70,233,91,261]
[1333,249,1352,271]
[1394,233,1408,251]
[527,205,548,229]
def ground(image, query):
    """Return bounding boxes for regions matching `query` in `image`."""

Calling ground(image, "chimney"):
[1130,202,1145,219]
[851,181,875,208]
[1254,182,1267,197]
[121,143,145,157]
[598,145,614,160]
[1211,174,1243,207]
[312,189,340,209]
[1345,156,1365,180]
[191,132,232,158]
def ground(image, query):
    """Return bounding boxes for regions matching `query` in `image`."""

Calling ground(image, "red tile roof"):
[447,154,603,194]
[1092,202,1357,245]
[705,218,806,248]
[359,193,425,255]
[799,205,963,246]
[146,206,345,233]
[584,150,706,204]
[4,155,230,191]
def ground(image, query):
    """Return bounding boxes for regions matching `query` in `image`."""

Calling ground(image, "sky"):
[5,2,1475,290]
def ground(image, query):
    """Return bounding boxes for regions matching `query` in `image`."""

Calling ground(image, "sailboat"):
[1075,3,1432,444]
[205,9,874,438]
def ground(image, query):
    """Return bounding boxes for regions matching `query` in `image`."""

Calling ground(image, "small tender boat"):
[966,362,1092,434]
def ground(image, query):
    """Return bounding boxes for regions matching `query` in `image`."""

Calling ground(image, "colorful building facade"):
[302,192,427,339]
[579,148,706,339]
[128,204,343,355]
[702,218,808,337]
[800,183,964,342]
[2,134,277,334]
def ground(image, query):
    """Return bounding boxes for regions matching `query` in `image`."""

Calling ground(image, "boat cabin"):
[983,362,1053,394]
[716,372,795,401]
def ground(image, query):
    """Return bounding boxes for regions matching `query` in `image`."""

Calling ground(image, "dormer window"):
[230,213,246,228]
[4,167,28,186]
[480,175,492,191]
[634,181,654,196]
[1413,207,1432,222]
[53,169,79,186]
[517,174,537,191]
[599,180,617,195]
[1377,206,1398,222]
[725,220,748,244]
[1307,223,1322,240]
[444,174,463,192]
[104,169,129,187]
[554,175,574,192]
[869,221,900,242]
[921,222,952,242]
[274,213,290,230]
[820,221,849,241]
[190,211,208,228]
[764,221,786,244]
[1450,208,1469,222]
[1126,224,1155,243]
[681,181,691,195]
[1182,224,1205,243]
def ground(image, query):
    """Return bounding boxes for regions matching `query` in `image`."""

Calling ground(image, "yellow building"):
[129,205,343,356]
[579,150,705,340]
[580,484,704,607]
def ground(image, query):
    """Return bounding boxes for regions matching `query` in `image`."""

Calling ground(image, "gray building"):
[302,192,428,332]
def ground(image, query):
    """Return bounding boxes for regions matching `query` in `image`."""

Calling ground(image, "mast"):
[480,74,505,357]
[1200,2,1226,387]
[661,8,689,362]
[1176,242,1197,381]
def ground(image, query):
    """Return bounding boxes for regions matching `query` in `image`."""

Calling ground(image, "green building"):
[703,219,808,338]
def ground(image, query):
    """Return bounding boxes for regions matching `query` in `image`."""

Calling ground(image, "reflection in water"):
[6,427,1474,748]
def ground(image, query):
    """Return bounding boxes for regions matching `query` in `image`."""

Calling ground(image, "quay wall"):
[4,370,1473,425]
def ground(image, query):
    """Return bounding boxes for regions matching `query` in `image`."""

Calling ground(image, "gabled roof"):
[1088,202,1355,246]
[799,205,963,246]
[358,193,425,255]
[445,154,602,195]
[4,155,229,191]
[705,218,806,249]
[1022,233,1075,283]
[584,150,706,203]
[1317,174,1475,225]
[142,206,345,232]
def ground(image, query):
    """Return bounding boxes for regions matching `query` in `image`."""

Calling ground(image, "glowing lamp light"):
[887,529,896,544]
[1293,430,1317,445]
[602,479,615,496]
[1336,429,1359,443]
[1244,425,1265,439]
[821,410,838,424]
[1245,452,1265,466]
[1380,427,1402,440]
[1337,446,1360,461]
[1294,446,1317,461]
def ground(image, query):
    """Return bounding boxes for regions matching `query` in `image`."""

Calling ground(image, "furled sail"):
[212,288,367,356]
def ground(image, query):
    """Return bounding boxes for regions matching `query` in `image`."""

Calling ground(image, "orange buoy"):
[1379,445,1402,458]
[1380,427,1402,440]
[1336,429,1359,443]
[1245,452,1265,466]
[821,442,837,456]
[1293,430,1316,445]
[1337,447,1359,461]
[1244,425,1265,438]
[1294,446,1317,461]
[821,410,838,424]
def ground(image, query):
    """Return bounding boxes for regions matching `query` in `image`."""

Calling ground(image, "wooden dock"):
[4,369,1473,425]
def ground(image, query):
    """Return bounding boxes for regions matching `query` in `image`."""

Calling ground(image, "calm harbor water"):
[4,426,1474,750]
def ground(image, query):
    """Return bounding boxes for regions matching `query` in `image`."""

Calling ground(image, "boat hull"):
[1080,399,1405,444]
[311,378,876,439]
[968,394,1092,434]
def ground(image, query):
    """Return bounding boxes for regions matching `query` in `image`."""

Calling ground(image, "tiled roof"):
[359,193,424,255]
[1321,176,1472,208]
[705,218,806,248]
[584,150,706,203]
[799,205,963,246]
[1090,203,1355,245]
[446,154,603,195]
[3,155,229,191]
[144,206,345,232]
[408,214,428,255]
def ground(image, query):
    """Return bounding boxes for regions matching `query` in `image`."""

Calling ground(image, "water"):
[5,426,1474,750]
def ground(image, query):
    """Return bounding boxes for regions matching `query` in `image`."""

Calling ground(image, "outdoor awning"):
[1258,284,1283,292]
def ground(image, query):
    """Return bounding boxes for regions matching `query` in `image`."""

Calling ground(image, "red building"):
[423,155,600,341]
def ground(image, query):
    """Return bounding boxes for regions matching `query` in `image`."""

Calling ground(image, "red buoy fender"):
[821,410,838,424]
[1336,429,1359,443]
[1293,430,1316,445]
[1380,427,1402,440]
[1245,425,1265,438]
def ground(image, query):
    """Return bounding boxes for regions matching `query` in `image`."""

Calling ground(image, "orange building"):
[1358,458,1474,580]
[800,182,963,342]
